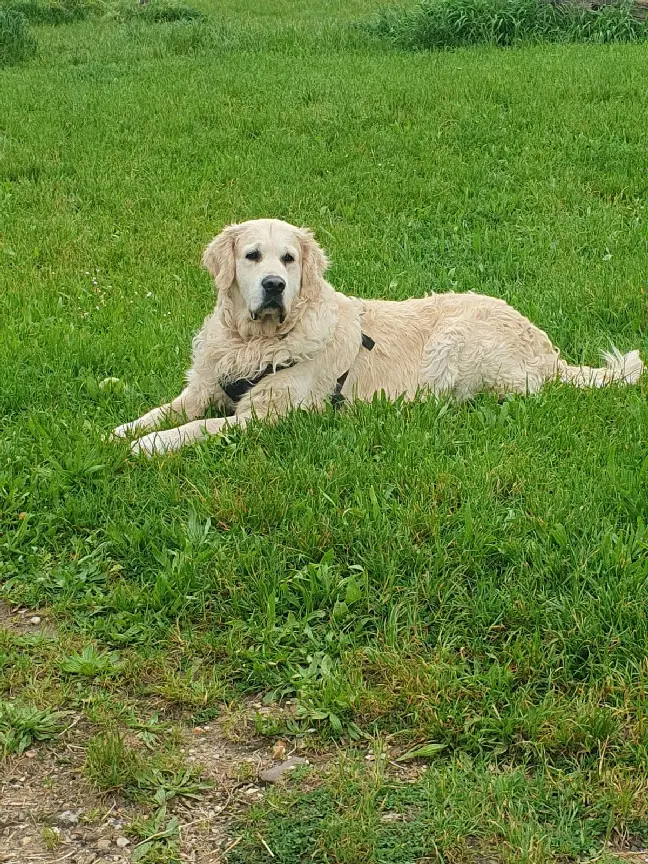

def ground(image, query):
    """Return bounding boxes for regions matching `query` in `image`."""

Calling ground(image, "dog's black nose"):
[261,275,286,295]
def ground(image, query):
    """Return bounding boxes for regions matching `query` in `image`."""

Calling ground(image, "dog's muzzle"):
[251,275,287,323]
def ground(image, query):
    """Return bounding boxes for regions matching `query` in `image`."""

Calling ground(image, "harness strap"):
[222,332,374,407]
[330,370,350,409]
[331,331,375,409]
[222,362,296,404]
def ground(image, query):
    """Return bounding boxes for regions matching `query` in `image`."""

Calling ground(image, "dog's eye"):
[245,250,261,262]
[281,253,295,264]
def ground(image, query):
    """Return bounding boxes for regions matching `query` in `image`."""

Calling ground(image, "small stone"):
[244,786,260,796]
[24,749,36,759]
[116,837,129,848]
[259,756,309,784]
[21,837,32,847]
[56,810,79,827]
[96,837,112,850]
[30,616,41,625]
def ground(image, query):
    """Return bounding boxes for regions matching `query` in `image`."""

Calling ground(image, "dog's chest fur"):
[190,300,342,392]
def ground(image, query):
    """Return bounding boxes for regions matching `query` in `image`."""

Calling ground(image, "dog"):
[113,218,643,455]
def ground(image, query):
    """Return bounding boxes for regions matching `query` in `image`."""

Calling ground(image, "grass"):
[0,0,203,26]
[368,0,648,50]
[1,0,648,860]
[2,0,99,25]
[0,700,66,756]
[84,729,210,800]
[0,6,36,64]
[229,753,648,863]
[60,643,124,676]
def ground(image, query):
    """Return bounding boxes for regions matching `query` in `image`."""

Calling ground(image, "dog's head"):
[202,219,328,331]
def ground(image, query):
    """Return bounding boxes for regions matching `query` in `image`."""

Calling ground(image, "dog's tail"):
[558,347,643,388]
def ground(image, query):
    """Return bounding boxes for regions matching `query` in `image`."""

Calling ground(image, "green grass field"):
[2,1,648,861]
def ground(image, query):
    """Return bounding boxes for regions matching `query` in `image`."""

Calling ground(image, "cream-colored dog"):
[113,218,643,456]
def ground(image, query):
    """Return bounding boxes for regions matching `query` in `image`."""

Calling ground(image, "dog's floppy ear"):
[202,224,239,292]
[297,228,329,299]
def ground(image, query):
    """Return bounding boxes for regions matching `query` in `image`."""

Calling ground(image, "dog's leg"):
[112,386,214,439]
[131,415,247,456]
[129,365,326,456]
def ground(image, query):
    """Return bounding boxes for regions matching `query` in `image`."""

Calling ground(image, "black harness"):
[330,332,375,407]
[222,332,375,408]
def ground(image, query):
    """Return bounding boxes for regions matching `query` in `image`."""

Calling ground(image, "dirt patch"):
[0,740,135,864]
[176,699,327,856]
[0,697,328,863]
[0,738,245,862]
[0,600,57,638]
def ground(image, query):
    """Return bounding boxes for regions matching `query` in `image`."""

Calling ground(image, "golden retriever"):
[113,218,643,455]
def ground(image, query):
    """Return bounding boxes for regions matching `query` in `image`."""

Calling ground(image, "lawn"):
[1,1,648,861]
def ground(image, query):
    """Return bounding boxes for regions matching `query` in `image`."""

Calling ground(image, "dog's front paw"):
[112,423,134,440]
[130,433,162,457]
[130,430,181,457]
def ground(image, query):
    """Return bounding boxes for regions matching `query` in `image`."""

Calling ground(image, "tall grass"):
[1,0,202,25]
[131,0,203,23]
[368,0,648,49]
[0,7,36,64]
[2,0,99,24]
